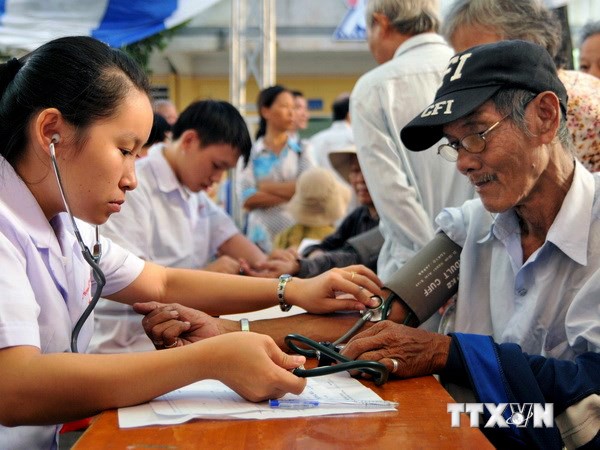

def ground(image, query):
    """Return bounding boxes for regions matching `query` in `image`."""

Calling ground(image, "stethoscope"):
[284,294,396,385]
[49,134,106,353]
[48,132,395,366]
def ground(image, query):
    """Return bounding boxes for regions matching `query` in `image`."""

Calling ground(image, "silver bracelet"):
[240,318,250,332]
[277,274,293,312]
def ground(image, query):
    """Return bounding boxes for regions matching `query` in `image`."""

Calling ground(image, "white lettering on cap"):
[421,99,454,117]
[451,53,472,80]
[442,53,473,82]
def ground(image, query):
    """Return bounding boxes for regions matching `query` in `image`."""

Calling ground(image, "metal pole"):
[261,0,276,88]
[230,0,240,108]
[229,0,278,228]
[229,0,247,224]
[230,0,247,113]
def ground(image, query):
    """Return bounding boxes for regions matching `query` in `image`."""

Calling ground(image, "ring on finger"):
[164,339,178,348]
[351,271,356,281]
[389,358,399,374]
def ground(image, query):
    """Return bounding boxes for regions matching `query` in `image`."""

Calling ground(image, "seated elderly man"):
[135,41,599,449]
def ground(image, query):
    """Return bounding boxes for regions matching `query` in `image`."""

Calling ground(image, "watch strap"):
[277,274,293,312]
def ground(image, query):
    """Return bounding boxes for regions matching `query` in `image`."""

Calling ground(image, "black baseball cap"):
[400,40,568,151]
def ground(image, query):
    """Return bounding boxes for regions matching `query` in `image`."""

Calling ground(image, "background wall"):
[150,72,361,134]
[148,0,600,125]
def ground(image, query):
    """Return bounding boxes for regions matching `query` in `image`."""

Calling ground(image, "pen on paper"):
[269,399,398,409]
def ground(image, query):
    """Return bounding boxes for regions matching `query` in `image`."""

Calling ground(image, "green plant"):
[121,21,189,73]
[0,50,14,63]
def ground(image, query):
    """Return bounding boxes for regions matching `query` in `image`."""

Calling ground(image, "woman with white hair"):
[441,0,600,172]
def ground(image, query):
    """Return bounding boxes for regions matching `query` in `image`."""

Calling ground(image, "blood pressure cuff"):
[384,232,462,324]
[346,227,384,266]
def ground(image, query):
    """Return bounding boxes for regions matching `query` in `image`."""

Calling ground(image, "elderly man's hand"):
[132,302,238,349]
[341,321,451,378]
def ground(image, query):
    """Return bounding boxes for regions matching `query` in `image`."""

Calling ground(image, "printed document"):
[118,372,397,428]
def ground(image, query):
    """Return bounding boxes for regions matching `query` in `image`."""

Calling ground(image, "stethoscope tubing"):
[49,142,106,353]
[70,247,106,353]
[285,334,389,385]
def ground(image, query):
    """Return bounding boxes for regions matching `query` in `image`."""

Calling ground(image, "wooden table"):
[73,373,493,449]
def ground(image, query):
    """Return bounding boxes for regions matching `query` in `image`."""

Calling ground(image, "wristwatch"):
[277,274,293,312]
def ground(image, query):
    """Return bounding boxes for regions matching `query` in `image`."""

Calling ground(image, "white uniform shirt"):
[88,144,239,354]
[0,157,144,450]
[438,162,600,359]
[350,33,475,281]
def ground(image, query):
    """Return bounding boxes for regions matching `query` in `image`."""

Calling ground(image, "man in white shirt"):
[351,0,474,282]
[89,100,268,353]
[309,93,356,212]
[309,93,353,172]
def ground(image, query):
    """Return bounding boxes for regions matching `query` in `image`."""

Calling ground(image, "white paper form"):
[118,372,397,428]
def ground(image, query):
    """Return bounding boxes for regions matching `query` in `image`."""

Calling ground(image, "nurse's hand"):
[340,321,451,378]
[286,265,384,313]
[133,302,239,349]
[203,332,306,402]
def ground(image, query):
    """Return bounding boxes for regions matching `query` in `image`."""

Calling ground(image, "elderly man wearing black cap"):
[136,40,599,449]
[342,40,600,449]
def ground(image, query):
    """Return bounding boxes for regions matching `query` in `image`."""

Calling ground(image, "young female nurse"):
[0,36,382,449]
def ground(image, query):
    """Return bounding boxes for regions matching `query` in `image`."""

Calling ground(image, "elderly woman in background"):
[579,20,600,79]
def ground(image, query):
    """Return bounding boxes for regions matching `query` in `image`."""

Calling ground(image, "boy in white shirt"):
[89,100,268,353]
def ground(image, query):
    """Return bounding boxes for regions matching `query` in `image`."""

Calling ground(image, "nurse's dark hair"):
[171,99,252,167]
[0,35,150,166]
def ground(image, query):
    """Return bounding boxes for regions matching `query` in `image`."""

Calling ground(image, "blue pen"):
[269,399,398,409]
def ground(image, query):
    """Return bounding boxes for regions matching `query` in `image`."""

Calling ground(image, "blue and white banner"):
[333,0,367,41]
[0,0,220,52]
